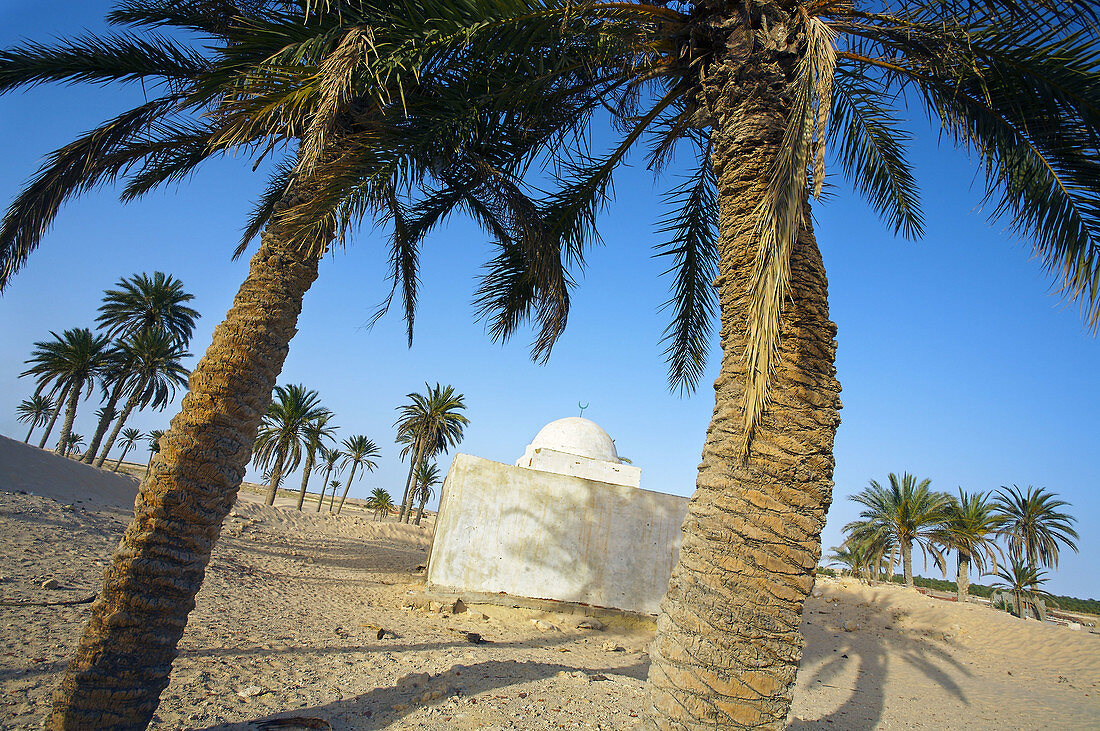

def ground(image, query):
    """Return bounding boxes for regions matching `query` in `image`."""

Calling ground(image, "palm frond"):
[740,15,836,461]
[654,144,719,394]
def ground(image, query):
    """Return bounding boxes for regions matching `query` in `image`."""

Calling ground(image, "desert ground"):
[1,434,1098,730]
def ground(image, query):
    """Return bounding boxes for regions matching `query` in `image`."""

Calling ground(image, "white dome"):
[528,417,619,463]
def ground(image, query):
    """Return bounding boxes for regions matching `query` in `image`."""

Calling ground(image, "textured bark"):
[643,9,842,729]
[902,538,914,587]
[39,386,68,449]
[956,553,971,602]
[84,386,124,464]
[95,395,139,468]
[414,494,427,525]
[47,219,320,730]
[54,382,83,455]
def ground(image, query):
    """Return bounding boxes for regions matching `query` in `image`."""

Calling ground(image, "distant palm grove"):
[13,285,465,522]
[829,474,1081,619]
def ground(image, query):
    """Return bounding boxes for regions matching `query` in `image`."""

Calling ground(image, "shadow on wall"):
[427,454,688,615]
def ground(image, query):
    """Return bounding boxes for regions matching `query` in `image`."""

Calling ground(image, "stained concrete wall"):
[426,453,689,615]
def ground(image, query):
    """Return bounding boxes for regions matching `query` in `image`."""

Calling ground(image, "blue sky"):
[1,2,1097,598]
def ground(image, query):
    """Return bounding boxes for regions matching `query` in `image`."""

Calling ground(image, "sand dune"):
[1,437,1098,729]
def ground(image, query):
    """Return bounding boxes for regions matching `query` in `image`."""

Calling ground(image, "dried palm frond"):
[740,14,836,461]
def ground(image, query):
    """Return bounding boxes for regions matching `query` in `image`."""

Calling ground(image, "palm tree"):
[846,474,949,588]
[143,429,165,481]
[63,432,85,459]
[113,428,144,472]
[994,485,1079,570]
[295,413,337,510]
[366,487,395,521]
[20,328,111,454]
[84,273,198,463]
[253,385,330,506]
[0,3,601,725]
[3,3,1097,729]
[334,435,380,515]
[15,394,53,443]
[937,489,1003,602]
[315,446,342,512]
[327,481,341,509]
[394,384,468,522]
[991,559,1053,620]
[411,461,441,526]
[826,532,894,584]
[93,330,191,468]
[95,272,200,344]
[399,3,1098,725]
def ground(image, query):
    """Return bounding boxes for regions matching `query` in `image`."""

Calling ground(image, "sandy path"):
[1,436,1098,729]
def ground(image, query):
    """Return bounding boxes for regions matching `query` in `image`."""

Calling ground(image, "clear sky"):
[1,3,1097,599]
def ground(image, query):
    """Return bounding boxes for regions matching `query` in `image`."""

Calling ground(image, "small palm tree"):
[295,413,337,510]
[827,532,894,584]
[412,462,442,526]
[63,432,85,458]
[366,487,395,521]
[15,394,53,443]
[20,328,111,453]
[84,274,198,463]
[327,481,342,509]
[95,271,200,344]
[936,489,1003,602]
[112,428,144,472]
[846,473,950,587]
[93,330,190,468]
[992,559,1053,621]
[994,485,1079,570]
[252,385,330,506]
[334,435,380,514]
[315,447,342,512]
[394,384,468,522]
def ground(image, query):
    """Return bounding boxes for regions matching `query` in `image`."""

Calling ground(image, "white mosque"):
[426,417,688,615]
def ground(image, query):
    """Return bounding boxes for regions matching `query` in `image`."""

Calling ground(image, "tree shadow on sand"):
[788,593,971,730]
[197,656,648,730]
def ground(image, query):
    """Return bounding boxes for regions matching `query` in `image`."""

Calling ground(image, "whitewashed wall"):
[426,453,688,615]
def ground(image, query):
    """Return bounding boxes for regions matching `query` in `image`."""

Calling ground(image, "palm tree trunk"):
[643,22,842,729]
[264,450,285,505]
[113,443,133,472]
[39,385,68,449]
[54,380,83,455]
[95,395,140,468]
[335,464,359,515]
[902,539,914,587]
[296,451,315,510]
[414,493,427,526]
[47,218,321,730]
[956,552,971,602]
[25,422,35,443]
[400,440,426,523]
[84,384,125,464]
[316,465,334,511]
[334,462,357,512]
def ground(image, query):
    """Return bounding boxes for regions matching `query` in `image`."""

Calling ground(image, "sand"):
[1,434,1098,729]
